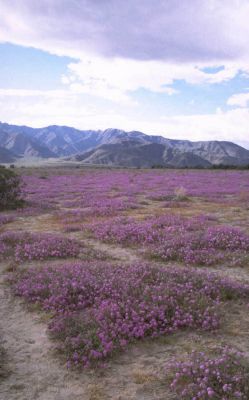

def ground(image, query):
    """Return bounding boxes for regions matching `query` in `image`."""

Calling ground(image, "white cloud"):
[1,1,249,62]
[157,108,249,145]
[227,91,249,108]
[62,56,181,102]
[0,88,70,98]
[68,82,137,105]
[1,88,248,149]
[1,1,249,105]
[0,58,247,106]
[0,88,123,128]
[59,54,249,103]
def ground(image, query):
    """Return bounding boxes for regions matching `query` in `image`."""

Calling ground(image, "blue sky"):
[0,1,249,148]
[0,43,74,90]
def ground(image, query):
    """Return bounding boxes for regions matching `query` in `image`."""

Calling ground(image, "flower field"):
[1,167,249,399]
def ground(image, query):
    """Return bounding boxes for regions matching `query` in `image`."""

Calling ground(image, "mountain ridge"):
[0,122,249,167]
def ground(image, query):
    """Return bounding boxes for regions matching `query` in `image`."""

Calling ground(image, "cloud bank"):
[1,0,249,61]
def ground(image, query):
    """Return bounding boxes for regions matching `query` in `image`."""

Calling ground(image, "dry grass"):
[87,383,107,400]
[132,369,159,384]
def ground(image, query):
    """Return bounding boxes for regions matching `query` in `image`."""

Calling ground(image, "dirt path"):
[5,213,62,234]
[77,236,141,264]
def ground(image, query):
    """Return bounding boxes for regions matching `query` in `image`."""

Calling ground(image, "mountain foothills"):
[0,122,249,167]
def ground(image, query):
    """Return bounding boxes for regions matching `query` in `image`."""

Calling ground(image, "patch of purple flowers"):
[86,213,249,267]
[86,214,209,245]
[0,214,14,226]
[150,225,249,267]
[167,348,249,399]
[0,230,80,262]
[12,262,249,367]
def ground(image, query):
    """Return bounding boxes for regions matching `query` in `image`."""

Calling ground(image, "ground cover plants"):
[12,262,249,367]
[86,214,249,267]
[1,167,249,399]
[0,214,14,227]
[0,231,81,262]
[167,348,249,399]
[20,169,249,213]
[149,224,249,267]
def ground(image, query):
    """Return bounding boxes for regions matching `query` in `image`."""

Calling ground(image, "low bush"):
[0,166,23,210]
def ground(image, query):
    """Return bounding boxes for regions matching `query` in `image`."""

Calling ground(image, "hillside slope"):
[0,122,248,167]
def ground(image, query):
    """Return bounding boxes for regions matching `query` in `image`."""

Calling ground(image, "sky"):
[0,1,249,148]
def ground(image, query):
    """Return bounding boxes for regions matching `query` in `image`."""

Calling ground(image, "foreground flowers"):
[167,348,249,399]
[12,262,249,368]
[0,214,14,226]
[0,231,81,262]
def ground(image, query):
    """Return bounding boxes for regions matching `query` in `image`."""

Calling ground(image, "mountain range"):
[0,122,249,168]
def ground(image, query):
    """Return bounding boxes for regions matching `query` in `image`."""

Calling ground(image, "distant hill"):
[0,146,17,163]
[75,140,212,168]
[0,123,56,159]
[0,122,249,167]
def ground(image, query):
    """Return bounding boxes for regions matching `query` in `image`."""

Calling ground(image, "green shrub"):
[0,166,23,210]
